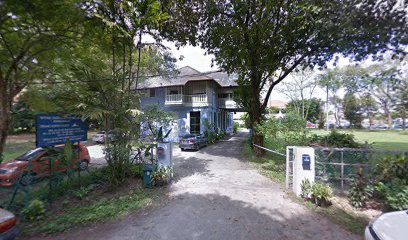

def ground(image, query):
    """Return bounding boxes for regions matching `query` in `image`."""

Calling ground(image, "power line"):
[30,69,224,85]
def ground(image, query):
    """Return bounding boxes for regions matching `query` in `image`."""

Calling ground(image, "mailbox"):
[302,154,311,170]
[287,147,315,196]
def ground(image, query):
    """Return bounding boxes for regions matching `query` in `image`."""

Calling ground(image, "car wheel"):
[180,148,184,151]
[79,160,89,171]
[20,173,34,186]
[196,145,200,151]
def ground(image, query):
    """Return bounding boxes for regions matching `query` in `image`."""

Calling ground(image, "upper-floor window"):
[167,86,182,95]
[218,93,233,99]
[149,88,156,97]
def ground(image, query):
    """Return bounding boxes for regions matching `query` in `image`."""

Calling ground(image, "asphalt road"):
[37,130,359,240]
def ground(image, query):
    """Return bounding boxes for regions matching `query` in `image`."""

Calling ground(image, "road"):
[41,130,358,240]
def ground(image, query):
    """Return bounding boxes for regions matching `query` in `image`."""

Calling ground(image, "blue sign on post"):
[36,114,87,147]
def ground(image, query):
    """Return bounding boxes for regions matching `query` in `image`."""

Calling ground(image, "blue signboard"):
[36,114,87,147]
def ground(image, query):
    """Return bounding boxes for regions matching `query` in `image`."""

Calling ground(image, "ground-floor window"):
[190,111,200,134]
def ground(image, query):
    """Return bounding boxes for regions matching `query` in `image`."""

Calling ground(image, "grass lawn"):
[310,129,408,151]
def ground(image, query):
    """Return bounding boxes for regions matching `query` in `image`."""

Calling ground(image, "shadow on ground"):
[33,192,357,240]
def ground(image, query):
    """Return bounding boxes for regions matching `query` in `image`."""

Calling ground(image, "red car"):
[0,144,90,187]
[0,208,18,240]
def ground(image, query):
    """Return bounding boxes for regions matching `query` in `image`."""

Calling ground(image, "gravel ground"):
[33,130,359,240]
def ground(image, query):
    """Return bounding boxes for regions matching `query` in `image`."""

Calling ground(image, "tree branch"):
[261,53,309,110]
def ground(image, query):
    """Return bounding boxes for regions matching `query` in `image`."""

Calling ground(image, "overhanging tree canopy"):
[163,0,407,155]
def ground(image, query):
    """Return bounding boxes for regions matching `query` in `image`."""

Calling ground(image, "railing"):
[184,94,207,103]
[218,99,238,108]
[165,94,183,103]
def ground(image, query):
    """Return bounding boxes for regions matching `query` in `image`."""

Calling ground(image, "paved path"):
[41,130,359,240]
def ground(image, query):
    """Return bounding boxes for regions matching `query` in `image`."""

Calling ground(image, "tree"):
[286,98,321,123]
[164,0,407,156]
[279,69,318,122]
[317,69,343,128]
[360,94,378,127]
[343,93,363,128]
[0,0,86,159]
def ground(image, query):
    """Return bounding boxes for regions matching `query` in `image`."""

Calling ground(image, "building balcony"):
[218,99,238,109]
[165,94,209,107]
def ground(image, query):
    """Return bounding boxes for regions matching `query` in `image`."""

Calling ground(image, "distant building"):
[267,99,287,118]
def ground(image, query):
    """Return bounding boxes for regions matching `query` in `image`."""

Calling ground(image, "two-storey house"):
[138,66,240,141]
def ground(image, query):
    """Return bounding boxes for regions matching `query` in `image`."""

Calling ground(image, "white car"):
[92,131,106,143]
[365,210,408,240]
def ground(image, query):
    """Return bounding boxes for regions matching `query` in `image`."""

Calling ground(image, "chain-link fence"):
[314,147,408,191]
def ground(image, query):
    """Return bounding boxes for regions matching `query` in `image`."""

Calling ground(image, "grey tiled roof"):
[136,66,238,89]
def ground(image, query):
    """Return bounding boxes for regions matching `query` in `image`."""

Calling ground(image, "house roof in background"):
[268,99,287,109]
[136,66,238,89]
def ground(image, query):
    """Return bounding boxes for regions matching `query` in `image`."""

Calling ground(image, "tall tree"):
[343,92,363,128]
[360,94,378,127]
[279,69,318,122]
[0,0,86,159]
[164,0,407,155]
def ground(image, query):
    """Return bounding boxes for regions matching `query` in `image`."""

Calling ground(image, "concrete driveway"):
[43,130,358,240]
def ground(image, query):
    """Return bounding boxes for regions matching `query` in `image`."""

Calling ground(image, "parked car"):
[92,131,116,143]
[306,122,316,128]
[0,208,18,240]
[365,210,408,240]
[0,144,90,187]
[179,134,208,151]
[372,124,388,129]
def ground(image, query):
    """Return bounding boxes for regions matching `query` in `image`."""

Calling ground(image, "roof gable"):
[136,66,238,89]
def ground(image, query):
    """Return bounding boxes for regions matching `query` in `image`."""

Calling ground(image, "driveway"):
[39,130,358,240]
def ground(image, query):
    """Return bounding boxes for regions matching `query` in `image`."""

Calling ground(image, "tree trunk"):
[402,107,406,131]
[0,87,11,161]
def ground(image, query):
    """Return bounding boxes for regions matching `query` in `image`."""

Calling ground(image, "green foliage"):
[216,131,226,140]
[309,130,361,148]
[376,179,408,211]
[151,166,173,187]
[343,93,363,128]
[22,199,46,221]
[72,184,100,200]
[348,173,372,209]
[233,122,239,133]
[33,191,152,234]
[311,183,333,206]
[372,155,408,210]
[301,179,312,199]
[165,0,406,138]
[9,101,35,134]
[257,111,308,153]
[374,154,408,183]
[203,119,217,144]
[287,98,322,123]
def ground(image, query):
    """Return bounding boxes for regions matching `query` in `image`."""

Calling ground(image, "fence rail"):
[252,143,286,157]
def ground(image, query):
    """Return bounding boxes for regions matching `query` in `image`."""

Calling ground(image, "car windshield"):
[15,148,44,161]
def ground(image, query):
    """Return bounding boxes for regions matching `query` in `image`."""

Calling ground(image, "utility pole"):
[326,83,329,131]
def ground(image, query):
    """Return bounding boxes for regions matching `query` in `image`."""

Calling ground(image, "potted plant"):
[311,182,332,206]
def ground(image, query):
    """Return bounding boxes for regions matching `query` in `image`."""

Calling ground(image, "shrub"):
[311,182,332,206]
[309,130,361,148]
[233,122,239,133]
[300,179,312,199]
[376,179,408,211]
[372,154,408,210]
[22,199,46,221]
[348,173,372,208]
[151,166,173,187]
